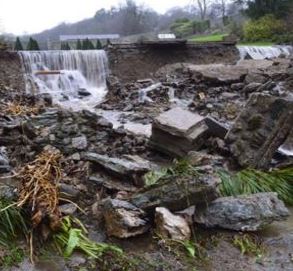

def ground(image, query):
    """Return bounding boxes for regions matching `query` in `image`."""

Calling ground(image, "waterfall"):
[19,50,108,109]
[237,45,293,60]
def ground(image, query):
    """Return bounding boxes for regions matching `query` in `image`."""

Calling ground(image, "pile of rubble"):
[101,58,293,127]
[97,94,292,239]
[0,53,292,270]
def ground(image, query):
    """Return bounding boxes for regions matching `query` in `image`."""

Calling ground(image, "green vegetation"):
[96,39,102,49]
[0,245,25,268]
[54,216,123,258]
[155,234,207,261]
[76,39,82,50]
[230,1,293,44]
[60,42,71,50]
[26,37,40,51]
[170,18,210,38]
[233,234,264,258]
[81,38,95,50]
[190,34,228,42]
[243,14,284,42]
[240,0,293,20]
[219,167,293,205]
[14,37,23,51]
[0,199,28,247]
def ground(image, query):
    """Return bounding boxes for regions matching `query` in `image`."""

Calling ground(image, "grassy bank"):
[189,33,276,46]
[189,33,228,42]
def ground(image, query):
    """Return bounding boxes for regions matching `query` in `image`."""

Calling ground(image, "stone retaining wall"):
[107,42,239,82]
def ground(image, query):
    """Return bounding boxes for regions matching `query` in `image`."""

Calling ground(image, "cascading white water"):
[237,45,293,60]
[19,50,108,109]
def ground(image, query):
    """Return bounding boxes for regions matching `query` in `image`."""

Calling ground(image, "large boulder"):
[130,172,219,212]
[155,207,191,241]
[194,192,289,231]
[226,93,293,169]
[101,198,150,238]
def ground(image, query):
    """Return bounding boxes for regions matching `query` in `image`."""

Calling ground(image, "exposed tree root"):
[17,149,63,231]
[0,101,41,116]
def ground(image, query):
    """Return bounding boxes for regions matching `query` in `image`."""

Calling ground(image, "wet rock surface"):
[101,198,150,238]
[84,153,152,186]
[194,193,289,231]
[1,52,293,271]
[155,207,191,241]
[130,172,220,212]
[226,93,293,169]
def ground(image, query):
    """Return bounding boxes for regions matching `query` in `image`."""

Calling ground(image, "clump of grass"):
[155,234,207,261]
[219,167,293,205]
[233,234,265,258]
[54,216,123,259]
[175,240,206,259]
[0,198,28,247]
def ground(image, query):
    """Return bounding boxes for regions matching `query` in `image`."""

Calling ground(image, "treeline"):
[61,39,103,50]
[235,0,293,43]
[14,37,104,51]
[14,37,40,51]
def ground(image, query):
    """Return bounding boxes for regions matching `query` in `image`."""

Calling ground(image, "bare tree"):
[193,0,209,20]
[219,0,227,20]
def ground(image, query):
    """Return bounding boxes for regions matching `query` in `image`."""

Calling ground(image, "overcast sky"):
[0,0,192,35]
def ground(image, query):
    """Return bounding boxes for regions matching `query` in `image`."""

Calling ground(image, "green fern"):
[219,167,293,205]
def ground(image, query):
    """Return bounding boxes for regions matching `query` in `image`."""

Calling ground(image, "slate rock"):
[101,198,150,238]
[194,192,289,231]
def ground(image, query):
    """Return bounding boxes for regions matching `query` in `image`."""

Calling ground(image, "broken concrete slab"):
[225,93,293,169]
[194,193,289,231]
[84,153,151,186]
[101,198,150,238]
[150,107,210,157]
[153,107,205,137]
[150,108,228,157]
[130,173,219,213]
[155,207,191,241]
